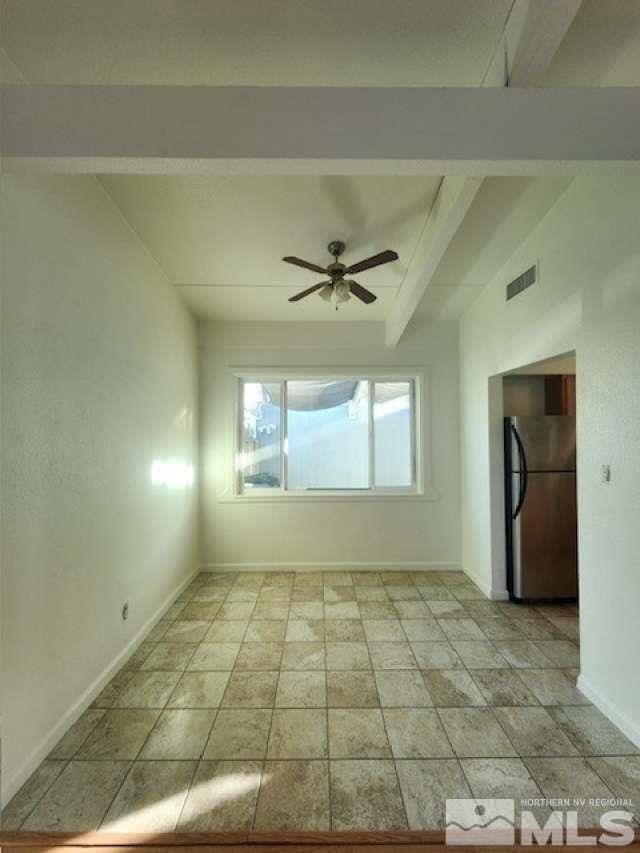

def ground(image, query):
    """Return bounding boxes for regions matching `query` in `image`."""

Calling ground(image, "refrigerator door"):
[511,416,576,472]
[512,471,578,599]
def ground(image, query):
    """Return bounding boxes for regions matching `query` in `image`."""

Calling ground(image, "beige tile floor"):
[3,570,639,833]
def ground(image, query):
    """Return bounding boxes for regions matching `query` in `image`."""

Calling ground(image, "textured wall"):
[1,175,199,800]
[459,176,640,744]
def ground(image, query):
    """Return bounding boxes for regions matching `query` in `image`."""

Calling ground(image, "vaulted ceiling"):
[1,0,512,86]
[101,175,441,322]
[3,0,639,87]
[98,174,574,323]
[3,0,640,330]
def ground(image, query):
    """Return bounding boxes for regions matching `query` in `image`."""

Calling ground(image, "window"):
[237,375,419,495]
[374,381,413,488]
[240,381,282,488]
[287,380,370,490]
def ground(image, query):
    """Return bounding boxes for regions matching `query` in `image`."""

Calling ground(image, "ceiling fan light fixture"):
[285,242,396,307]
[335,280,351,303]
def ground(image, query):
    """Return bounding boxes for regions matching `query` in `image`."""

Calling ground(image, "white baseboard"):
[201,561,462,573]
[461,565,509,601]
[577,674,640,750]
[489,587,510,601]
[2,566,199,808]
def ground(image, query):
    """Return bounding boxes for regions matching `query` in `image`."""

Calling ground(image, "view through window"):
[239,377,416,493]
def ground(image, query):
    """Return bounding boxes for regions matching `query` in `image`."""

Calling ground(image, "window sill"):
[217,486,439,504]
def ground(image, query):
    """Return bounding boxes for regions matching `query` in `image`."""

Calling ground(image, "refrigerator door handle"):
[511,424,529,519]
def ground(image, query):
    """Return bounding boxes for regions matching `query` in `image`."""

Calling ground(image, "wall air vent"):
[506,264,537,301]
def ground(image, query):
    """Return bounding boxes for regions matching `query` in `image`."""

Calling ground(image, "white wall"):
[0,175,199,802]
[199,319,461,569]
[459,176,640,744]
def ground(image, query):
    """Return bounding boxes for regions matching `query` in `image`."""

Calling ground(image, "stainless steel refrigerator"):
[504,415,578,601]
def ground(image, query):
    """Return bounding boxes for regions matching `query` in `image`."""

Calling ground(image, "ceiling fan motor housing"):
[327,240,346,259]
[328,262,346,279]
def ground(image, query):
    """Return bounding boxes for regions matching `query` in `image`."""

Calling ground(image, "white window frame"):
[231,368,429,500]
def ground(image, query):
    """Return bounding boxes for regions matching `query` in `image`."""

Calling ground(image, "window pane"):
[287,380,369,489]
[374,381,413,487]
[241,381,282,489]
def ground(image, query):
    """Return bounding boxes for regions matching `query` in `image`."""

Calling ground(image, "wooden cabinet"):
[545,375,576,415]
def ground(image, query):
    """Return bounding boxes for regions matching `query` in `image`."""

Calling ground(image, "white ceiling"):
[100,174,577,324]
[5,0,640,326]
[414,176,574,322]
[542,0,640,86]
[101,175,441,321]
[4,0,640,87]
[1,0,511,86]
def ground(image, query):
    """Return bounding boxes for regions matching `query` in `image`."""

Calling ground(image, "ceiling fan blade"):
[348,281,377,304]
[344,249,399,274]
[288,281,330,302]
[283,256,328,275]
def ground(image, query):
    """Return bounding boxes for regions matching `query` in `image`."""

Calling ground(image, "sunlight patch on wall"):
[151,459,194,489]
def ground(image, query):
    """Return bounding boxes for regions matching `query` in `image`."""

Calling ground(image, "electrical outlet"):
[122,602,129,621]
[601,464,611,484]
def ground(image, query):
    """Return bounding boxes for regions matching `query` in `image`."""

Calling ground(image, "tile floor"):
[3,570,638,833]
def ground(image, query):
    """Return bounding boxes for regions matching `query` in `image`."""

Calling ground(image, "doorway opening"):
[501,352,579,641]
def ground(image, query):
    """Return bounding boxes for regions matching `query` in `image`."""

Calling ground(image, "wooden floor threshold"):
[3,829,640,851]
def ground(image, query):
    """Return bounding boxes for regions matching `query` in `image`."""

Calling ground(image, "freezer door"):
[512,471,578,600]
[511,416,576,472]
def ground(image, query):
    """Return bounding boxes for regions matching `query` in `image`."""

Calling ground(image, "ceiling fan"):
[285,240,399,307]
